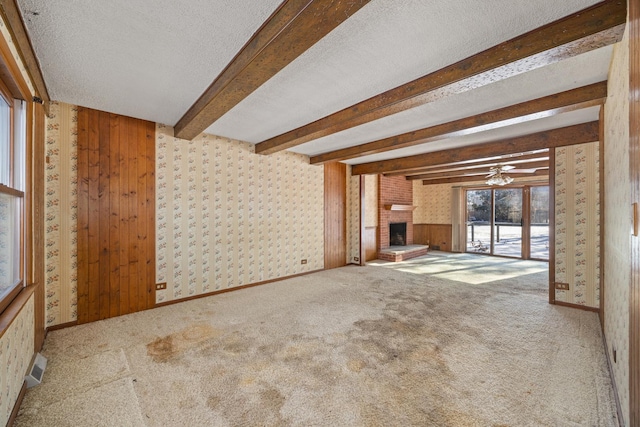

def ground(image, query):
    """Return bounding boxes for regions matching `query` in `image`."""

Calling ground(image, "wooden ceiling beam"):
[174,0,370,141]
[256,1,625,155]
[384,150,549,176]
[352,121,598,175]
[0,0,50,113]
[310,82,606,164]
[422,169,549,186]
[406,160,549,180]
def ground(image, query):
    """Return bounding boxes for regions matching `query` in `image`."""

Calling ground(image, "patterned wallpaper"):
[451,187,466,252]
[0,295,34,426]
[554,142,600,308]
[603,30,630,426]
[413,182,453,224]
[44,102,79,327]
[364,174,378,228]
[347,171,360,263]
[156,125,324,303]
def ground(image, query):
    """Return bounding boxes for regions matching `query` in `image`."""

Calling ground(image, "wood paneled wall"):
[324,162,347,269]
[629,0,640,422]
[413,224,452,252]
[77,108,155,324]
[364,226,377,261]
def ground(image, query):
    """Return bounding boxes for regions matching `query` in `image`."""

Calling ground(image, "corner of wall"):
[603,26,631,426]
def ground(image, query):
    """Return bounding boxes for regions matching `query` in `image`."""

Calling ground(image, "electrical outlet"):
[555,282,569,290]
[301,259,307,265]
[156,282,167,290]
[354,257,359,262]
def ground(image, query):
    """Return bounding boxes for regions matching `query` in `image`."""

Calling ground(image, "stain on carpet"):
[147,323,223,363]
[206,395,221,409]
[261,388,286,413]
[347,359,366,372]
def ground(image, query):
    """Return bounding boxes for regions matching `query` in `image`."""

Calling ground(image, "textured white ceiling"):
[344,106,600,165]
[295,45,613,158]
[17,0,283,125]
[18,0,610,165]
[205,0,603,143]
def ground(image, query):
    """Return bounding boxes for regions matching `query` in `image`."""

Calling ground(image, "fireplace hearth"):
[389,222,407,246]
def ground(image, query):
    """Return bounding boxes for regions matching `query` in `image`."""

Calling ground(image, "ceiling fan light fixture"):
[486,172,514,186]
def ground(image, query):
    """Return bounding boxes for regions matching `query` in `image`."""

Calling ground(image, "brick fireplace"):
[378,175,414,249]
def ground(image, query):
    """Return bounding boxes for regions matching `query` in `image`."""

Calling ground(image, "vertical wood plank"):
[629,0,640,423]
[146,122,156,308]
[87,109,101,322]
[118,116,130,314]
[522,186,531,260]
[549,148,556,304]
[108,114,121,318]
[599,107,605,330]
[324,162,346,269]
[136,122,148,310]
[128,117,140,314]
[32,102,45,349]
[359,175,365,266]
[76,108,90,324]
[98,111,111,319]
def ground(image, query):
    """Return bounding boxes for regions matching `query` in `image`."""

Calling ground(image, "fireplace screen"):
[389,222,407,246]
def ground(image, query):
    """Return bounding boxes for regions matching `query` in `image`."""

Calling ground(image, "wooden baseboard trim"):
[155,269,324,308]
[46,320,78,332]
[601,334,625,426]
[552,301,600,312]
[7,381,27,427]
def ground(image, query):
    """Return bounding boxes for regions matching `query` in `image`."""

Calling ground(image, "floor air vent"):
[25,353,47,388]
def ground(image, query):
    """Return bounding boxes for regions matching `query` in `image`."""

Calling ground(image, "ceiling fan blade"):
[501,165,516,171]
[510,168,536,173]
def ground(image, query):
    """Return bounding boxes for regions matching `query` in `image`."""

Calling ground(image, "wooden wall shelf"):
[383,204,416,211]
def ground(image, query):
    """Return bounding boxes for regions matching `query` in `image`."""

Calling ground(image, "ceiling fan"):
[488,163,540,175]
[485,164,530,186]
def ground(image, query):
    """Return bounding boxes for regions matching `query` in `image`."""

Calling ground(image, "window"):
[0,80,25,313]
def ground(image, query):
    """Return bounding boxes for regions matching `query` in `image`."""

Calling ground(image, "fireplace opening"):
[389,222,407,246]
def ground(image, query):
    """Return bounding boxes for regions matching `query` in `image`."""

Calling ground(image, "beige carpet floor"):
[16,252,618,426]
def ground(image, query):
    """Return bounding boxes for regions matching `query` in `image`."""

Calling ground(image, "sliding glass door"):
[493,188,523,258]
[529,186,550,260]
[466,190,491,253]
[466,185,548,261]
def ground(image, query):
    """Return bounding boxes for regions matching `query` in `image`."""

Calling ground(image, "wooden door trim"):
[629,0,640,422]
[359,175,365,266]
[549,148,556,304]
